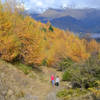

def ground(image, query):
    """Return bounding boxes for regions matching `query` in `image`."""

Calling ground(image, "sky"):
[24,0,100,12]
[2,0,100,13]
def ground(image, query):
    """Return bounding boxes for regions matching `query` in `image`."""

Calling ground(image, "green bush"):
[57,89,88,99]
[49,25,54,32]
[59,58,74,71]
[62,71,72,81]
[62,54,100,89]
[42,59,48,66]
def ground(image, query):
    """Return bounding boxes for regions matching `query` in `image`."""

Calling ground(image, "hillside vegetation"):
[0,2,100,67]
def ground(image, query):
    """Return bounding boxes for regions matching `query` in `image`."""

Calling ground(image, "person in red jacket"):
[51,74,55,86]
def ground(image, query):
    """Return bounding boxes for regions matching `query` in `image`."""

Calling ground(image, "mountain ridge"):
[30,8,100,33]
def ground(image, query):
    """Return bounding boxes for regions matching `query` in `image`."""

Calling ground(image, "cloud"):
[36,1,43,7]
[24,0,100,12]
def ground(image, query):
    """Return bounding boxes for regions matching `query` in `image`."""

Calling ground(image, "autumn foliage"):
[0,2,100,66]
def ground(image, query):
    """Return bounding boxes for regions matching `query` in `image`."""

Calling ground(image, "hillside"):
[0,60,63,100]
[0,2,100,66]
[30,8,100,33]
[0,56,100,100]
[1,2,100,67]
[0,2,100,100]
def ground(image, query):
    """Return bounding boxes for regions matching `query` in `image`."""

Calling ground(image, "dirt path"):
[0,61,63,100]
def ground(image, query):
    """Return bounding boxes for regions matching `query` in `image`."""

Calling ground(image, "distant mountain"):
[51,16,84,32]
[30,8,100,33]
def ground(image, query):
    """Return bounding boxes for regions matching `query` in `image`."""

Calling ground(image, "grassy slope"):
[0,60,63,100]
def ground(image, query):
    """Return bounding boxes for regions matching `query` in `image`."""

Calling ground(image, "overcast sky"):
[2,0,100,12]
[23,0,100,12]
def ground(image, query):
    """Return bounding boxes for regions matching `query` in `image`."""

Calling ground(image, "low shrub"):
[89,88,100,100]
[42,59,48,66]
[57,89,88,99]
[62,54,100,89]
[62,71,72,81]
[59,58,74,71]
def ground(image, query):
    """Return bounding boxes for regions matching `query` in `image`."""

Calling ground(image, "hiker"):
[55,76,60,86]
[51,74,55,86]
